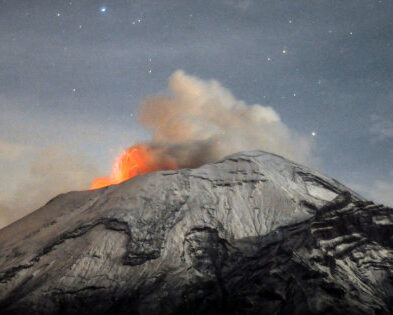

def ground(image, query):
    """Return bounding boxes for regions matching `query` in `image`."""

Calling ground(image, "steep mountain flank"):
[0,151,392,314]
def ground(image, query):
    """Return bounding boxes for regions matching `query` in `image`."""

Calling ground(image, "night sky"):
[1,0,393,227]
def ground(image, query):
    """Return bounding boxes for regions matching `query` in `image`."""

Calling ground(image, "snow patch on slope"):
[306,183,338,201]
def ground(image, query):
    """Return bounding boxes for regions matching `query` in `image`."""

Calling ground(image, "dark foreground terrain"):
[0,151,392,314]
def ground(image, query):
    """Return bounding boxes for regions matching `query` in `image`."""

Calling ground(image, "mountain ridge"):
[0,150,392,314]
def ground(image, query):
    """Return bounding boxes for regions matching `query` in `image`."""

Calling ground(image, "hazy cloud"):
[0,140,29,161]
[370,114,393,141]
[0,146,98,229]
[351,176,393,207]
[368,179,393,207]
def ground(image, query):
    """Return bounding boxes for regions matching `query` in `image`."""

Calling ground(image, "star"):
[72,88,76,92]
[56,12,61,17]
[267,57,271,61]
[148,69,152,74]
[293,93,296,97]
[288,19,293,24]
[311,131,317,137]
[100,7,107,13]
[349,31,353,35]
[282,49,287,54]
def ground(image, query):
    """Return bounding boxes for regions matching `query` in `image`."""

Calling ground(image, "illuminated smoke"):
[91,70,314,188]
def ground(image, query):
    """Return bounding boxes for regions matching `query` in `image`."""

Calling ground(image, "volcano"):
[0,151,392,314]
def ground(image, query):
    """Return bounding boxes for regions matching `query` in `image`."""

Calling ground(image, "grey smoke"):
[137,70,315,168]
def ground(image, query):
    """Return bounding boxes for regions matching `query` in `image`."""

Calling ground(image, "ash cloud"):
[137,70,314,168]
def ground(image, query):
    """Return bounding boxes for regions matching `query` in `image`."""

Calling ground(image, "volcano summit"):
[0,151,392,314]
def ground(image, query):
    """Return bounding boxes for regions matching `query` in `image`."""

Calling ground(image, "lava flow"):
[90,144,178,189]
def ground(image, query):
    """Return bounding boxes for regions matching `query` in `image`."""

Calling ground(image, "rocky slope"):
[0,151,392,314]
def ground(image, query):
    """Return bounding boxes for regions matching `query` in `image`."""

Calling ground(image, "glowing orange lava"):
[90,144,177,189]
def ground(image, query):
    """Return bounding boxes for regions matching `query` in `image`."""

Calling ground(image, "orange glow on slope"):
[90,144,178,189]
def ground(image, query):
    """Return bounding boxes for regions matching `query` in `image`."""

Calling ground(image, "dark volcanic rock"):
[0,151,392,314]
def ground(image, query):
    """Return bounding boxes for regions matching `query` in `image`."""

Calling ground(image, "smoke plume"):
[136,70,314,167]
